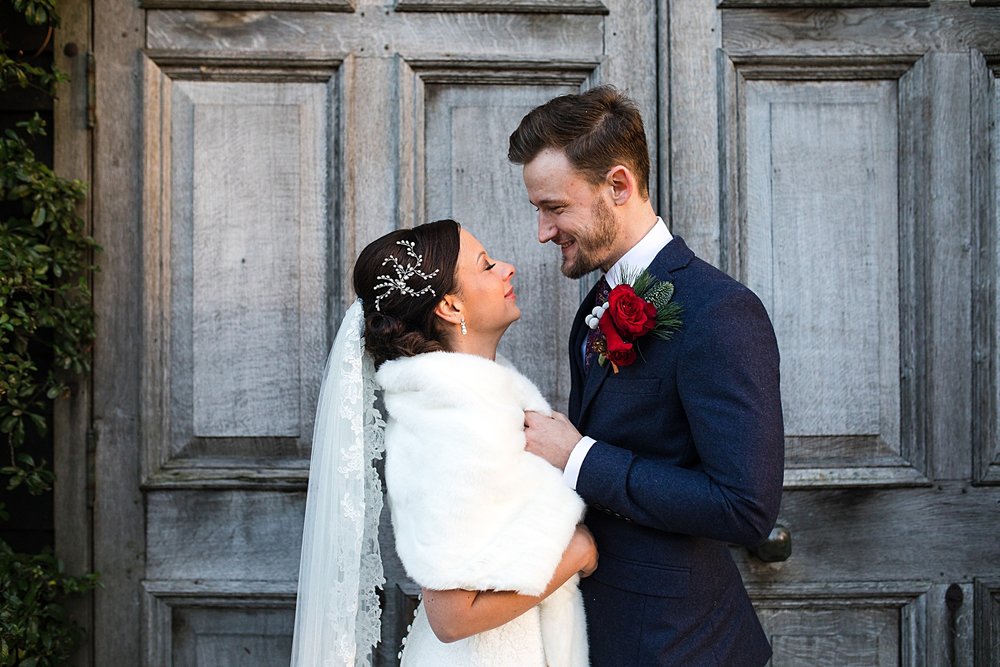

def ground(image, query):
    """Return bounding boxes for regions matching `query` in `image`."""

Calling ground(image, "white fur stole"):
[376,352,588,665]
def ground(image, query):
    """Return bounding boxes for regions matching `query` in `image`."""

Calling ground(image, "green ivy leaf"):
[2,9,101,660]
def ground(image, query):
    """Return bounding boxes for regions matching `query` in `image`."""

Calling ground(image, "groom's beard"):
[562,196,619,279]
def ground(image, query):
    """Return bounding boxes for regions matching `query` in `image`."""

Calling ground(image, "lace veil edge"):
[290,299,386,667]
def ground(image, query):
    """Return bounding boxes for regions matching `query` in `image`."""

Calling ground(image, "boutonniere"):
[585,267,682,373]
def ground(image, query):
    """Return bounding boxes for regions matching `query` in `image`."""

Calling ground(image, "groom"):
[509,86,784,666]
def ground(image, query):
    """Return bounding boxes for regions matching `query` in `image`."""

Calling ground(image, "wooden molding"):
[401,56,598,84]
[141,0,354,11]
[141,53,341,487]
[143,581,296,667]
[718,0,928,7]
[974,578,1000,665]
[972,50,1000,485]
[394,0,608,13]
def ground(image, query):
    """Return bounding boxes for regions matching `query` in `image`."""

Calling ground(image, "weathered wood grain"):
[736,484,1000,583]
[896,53,930,489]
[604,0,659,206]
[142,58,339,486]
[744,79,899,443]
[718,56,921,485]
[52,0,94,664]
[920,54,973,482]
[93,0,146,660]
[666,0,723,262]
[146,10,605,58]
[974,578,1000,665]
[972,52,999,484]
[145,490,304,580]
[720,0,929,7]
[142,0,353,10]
[722,6,1000,55]
[143,581,295,666]
[395,0,608,12]
[748,580,976,665]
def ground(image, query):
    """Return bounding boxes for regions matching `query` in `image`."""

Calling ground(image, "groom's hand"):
[524,410,581,471]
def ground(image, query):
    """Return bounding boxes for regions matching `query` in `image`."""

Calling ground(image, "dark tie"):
[584,275,612,370]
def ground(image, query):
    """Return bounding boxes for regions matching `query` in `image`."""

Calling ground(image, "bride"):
[290,219,596,666]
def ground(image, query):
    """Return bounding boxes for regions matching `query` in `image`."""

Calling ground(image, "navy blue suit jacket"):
[570,236,784,666]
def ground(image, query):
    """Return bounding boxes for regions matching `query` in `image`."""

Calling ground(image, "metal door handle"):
[748,524,791,562]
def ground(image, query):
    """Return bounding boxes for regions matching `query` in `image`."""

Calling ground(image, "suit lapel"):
[578,346,611,418]
[568,279,599,422]
[570,236,696,423]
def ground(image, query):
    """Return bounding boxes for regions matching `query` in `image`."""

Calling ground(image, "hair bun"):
[353,220,462,368]
[364,312,443,368]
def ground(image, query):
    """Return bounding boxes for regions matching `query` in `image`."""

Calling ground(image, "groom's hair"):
[508,85,650,199]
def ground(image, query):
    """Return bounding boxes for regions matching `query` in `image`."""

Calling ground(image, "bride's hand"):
[569,524,599,578]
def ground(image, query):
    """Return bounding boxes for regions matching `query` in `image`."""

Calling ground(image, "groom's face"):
[522,148,619,278]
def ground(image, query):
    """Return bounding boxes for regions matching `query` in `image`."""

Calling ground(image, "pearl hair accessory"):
[374,239,440,312]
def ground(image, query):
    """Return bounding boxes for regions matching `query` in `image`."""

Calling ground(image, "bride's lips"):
[505,286,516,300]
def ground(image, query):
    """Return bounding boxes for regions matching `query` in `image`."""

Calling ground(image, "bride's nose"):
[502,262,515,280]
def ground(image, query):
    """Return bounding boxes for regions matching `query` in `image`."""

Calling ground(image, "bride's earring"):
[460,317,468,336]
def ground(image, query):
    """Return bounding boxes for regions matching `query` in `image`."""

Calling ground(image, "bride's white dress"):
[376,351,589,667]
[401,598,546,666]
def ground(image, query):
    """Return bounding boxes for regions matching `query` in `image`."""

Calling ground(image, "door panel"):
[143,55,339,483]
[742,76,901,469]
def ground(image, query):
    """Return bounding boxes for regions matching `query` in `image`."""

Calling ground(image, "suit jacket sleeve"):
[575,288,784,547]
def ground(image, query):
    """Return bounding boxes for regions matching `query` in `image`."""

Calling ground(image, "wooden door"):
[86,0,659,665]
[666,2,1000,664]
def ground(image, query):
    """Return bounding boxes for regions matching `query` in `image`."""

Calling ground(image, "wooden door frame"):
[74,0,147,661]
[52,0,95,664]
[659,0,724,266]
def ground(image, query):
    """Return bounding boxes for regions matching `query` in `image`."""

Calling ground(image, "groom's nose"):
[538,215,557,244]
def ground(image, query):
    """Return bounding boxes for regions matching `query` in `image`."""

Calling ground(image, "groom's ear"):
[433,296,463,327]
[606,164,635,206]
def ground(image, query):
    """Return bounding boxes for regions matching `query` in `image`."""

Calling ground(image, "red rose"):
[606,285,657,339]
[599,314,637,367]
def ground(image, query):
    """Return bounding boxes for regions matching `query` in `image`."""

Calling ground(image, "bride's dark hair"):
[353,219,461,368]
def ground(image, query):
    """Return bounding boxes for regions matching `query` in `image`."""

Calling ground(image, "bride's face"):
[452,229,520,335]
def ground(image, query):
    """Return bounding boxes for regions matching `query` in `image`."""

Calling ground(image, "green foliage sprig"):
[0,0,100,661]
[0,541,98,667]
[0,115,96,494]
[618,267,683,341]
[1,0,66,95]
[3,0,97,493]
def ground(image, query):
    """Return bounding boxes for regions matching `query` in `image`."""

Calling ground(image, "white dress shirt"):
[562,218,673,489]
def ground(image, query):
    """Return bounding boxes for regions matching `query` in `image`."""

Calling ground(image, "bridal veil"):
[290,299,385,666]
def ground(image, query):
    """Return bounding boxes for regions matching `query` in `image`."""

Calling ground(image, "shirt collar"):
[606,217,673,288]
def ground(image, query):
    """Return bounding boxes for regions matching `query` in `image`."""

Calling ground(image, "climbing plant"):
[0,0,99,663]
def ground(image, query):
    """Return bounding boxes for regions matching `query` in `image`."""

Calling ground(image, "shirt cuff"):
[563,436,596,490]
